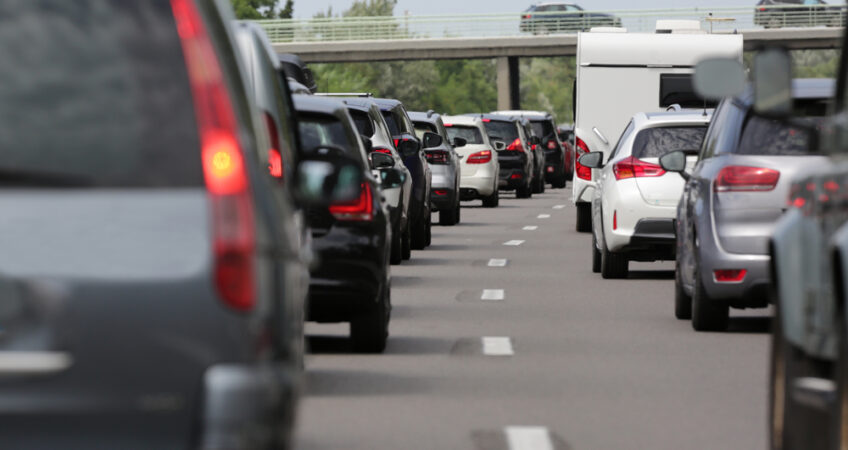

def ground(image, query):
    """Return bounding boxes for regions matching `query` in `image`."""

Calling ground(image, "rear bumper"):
[699,249,770,308]
[430,188,456,210]
[460,163,497,198]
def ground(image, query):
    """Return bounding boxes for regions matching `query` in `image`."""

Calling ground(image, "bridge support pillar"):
[496,56,520,110]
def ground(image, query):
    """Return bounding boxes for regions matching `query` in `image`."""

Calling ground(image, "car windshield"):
[0,0,202,188]
[483,120,519,143]
[298,114,351,153]
[631,126,707,158]
[446,126,484,144]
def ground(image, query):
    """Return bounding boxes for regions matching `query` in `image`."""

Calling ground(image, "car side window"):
[699,100,733,160]
[608,120,634,161]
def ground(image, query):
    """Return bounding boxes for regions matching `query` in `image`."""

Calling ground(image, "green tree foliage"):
[520,57,576,123]
[230,0,292,20]
[280,0,294,19]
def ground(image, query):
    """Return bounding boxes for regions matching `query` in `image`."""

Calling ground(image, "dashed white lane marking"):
[503,240,525,246]
[481,289,505,301]
[552,204,566,209]
[505,426,554,450]
[522,225,538,231]
[482,337,514,356]
[537,214,551,219]
[488,258,508,267]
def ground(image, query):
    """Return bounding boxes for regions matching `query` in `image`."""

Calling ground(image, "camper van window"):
[659,74,715,109]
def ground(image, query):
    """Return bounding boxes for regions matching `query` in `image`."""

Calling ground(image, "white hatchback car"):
[580,110,711,278]
[442,115,500,207]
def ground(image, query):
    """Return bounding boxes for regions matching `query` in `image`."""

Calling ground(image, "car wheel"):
[831,324,848,450]
[439,205,457,226]
[691,257,728,331]
[425,212,432,247]
[401,223,411,260]
[389,224,402,265]
[674,257,692,320]
[516,181,531,199]
[482,189,499,207]
[769,300,813,450]
[554,177,567,189]
[532,174,543,194]
[600,233,628,279]
[455,203,461,224]
[592,232,601,273]
[411,216,427,250]
[576,202,592,232]
[350,283,389,353]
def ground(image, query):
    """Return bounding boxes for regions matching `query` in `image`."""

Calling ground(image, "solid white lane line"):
[537,214,551,219]
[482,337,514,356]
[488,258,508,267]
[481,289,505,301]
[553,204,566,209]
[505,426,554,450]
[522,225,538,231]
[503,240,525,246]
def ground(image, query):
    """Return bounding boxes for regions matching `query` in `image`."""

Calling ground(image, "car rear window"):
[483,121,519,144]
[413,122,436,139]
[631,126,707,159]
[298,114,351,153]
[446,126,484,145]
[736,99,829,156]
[0,0,203,188]
[349,110,375,137]
[381,111,401,136]
[530,119,556,140]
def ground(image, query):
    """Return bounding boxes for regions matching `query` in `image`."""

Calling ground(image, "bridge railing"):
[256,6,846,43]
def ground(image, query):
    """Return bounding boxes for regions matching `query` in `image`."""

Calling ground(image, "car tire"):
[482,189,499,208]
[350,284,389,354]
[576,202,592,232]
[401,223,411,260]
[600,234,628,279]
[532,174,544,194]
[674,258,692,320]
[425,212,432,247]
[592,233,601,273]
[389,225,402,265]
[831,322,848,450]
[516,182,531,199]
[554,177,567,189]
[439,204,458,226]
[691,258,729,331]
[411,216,427,250]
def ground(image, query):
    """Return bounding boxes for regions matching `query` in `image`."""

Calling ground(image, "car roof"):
[632,110,713,129]
[335,97,378,112]
[291,94,347,116]
[408,111,442,124]
[370,98,404,109]
[440,115,483,127]
[490,110,553,121]
[465,113,523,123]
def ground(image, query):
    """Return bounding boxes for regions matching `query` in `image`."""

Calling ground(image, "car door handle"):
[0,351,73,376]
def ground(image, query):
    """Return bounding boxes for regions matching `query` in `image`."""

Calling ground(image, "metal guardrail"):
[255,6,846,43]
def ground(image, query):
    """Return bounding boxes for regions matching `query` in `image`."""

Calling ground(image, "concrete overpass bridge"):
[257,7,844,109]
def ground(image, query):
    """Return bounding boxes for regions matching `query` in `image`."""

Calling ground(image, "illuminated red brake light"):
[575,137,592,181]
[546,140,557,150]
[329,183,374,221]
[373,147,393,155]
[613,156,665,180]
[263,112,283,179]
[172,0,254,311]
[467,150,492,164]
[506,138,524,152]
[714,269,747,283]
[715,166,780,192]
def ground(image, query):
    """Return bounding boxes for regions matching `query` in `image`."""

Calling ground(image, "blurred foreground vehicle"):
[665,78,833,332]
[342,97,413,264]
[410,111,463,226]
[519,3,621,34]
[442,115,501,207]
[494,110,569,188]
[754,0,846,28]
[293,96,393,353]
[0,0,361,448]
[580,110,711,279]
[474,114,538,198]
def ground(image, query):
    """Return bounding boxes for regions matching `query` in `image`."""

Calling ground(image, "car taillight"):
[714,269,747,283]
[506,138,523,152]
[531,144,537,151]
[425,150,449,164]
[758,7,766,11]
[523,14,532,19]
[172,0,255,311]
[715,166,780,192]
[613,156,665,180]
[444,123,453,127]
[373,147,393,155]
[546,140,557,150]
[467,150,492,164]
[482,118,491,123]
[263,112,283,179]
[613,210,617,230]
[329,183,374,221]
[393,138,400,148]
[575,137,591,181]
[434,189,448,196]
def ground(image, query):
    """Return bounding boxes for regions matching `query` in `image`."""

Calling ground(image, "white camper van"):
[572,31,743,231]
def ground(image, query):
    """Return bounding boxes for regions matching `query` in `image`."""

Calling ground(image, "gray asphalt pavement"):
[296,187,769,450]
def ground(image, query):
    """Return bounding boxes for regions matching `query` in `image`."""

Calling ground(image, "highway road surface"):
[296,187,769,450]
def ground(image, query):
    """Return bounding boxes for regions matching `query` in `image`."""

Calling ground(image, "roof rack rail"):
[314,92,373,97]
[426,109,435,118]
[666,104,683,111]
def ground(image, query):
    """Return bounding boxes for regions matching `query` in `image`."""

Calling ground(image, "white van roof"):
[578,32,742,67]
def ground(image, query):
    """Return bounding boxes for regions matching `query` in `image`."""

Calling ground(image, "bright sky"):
[295,0,757,18]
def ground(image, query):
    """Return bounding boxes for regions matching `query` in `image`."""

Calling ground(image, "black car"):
[293,95,392,353]
[473,114,537,198]
[278,53,317,93]
[520,2,621,34]
[504,112,567,188]
[754,0,845,28]
[373,98,433,249]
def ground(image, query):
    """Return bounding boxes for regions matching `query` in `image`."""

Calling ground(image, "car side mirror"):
[361,135,373,153]
[422,131,443,149]
[753,47,793,117]
[369,151,394,169]
[396,136,421,158]
[380,168,404,189]
[493,140,506,151]
[294,145,363,206]
[577,151,604,169]
[659,150,691,181]
[693,57,745,101]
[452,137,467,148]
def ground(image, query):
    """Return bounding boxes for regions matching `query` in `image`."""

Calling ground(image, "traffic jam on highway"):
[5,0,848,449]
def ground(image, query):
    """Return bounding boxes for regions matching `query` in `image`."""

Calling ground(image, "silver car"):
[666,79,834,331]
[410,111,463,226]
